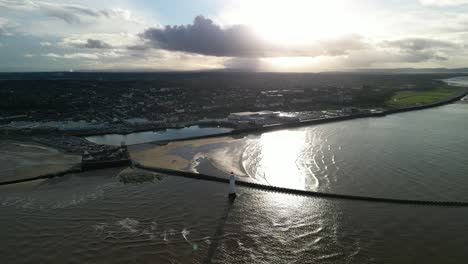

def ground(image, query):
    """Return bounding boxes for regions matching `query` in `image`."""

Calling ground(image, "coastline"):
[145,87,468,146]
[1,86,466,186]
[127,136,249,178]
[126,86,468,185]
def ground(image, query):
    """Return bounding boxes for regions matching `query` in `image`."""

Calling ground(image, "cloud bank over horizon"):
[1,0,468,72]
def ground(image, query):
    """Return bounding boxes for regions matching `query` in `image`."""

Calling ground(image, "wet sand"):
[0,140,81,183]
[128,136,252,180]
[128,143,192,171]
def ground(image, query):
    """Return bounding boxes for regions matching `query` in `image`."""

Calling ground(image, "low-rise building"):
[228,111,278,121]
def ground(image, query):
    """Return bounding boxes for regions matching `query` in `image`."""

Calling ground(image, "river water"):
[2,169,468,263]
[132,102,468,202]
[85,126,233,146]
[0,141,81,183]
[235,101,468,201]
[3,82,468,262]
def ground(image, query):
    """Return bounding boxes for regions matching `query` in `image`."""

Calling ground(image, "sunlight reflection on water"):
[256,130,311,189]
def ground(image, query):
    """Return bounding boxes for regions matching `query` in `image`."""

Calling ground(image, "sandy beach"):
[128,136,254,180]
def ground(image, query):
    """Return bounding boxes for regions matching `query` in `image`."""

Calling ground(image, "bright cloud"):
[419,0,468,6]
[2,0,468,71]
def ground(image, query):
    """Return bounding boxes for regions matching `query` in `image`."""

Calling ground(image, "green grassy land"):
[386,87,460,108]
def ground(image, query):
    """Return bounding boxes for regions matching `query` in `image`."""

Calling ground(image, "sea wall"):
[0,166,82,186]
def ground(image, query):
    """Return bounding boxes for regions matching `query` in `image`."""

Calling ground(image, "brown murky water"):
[3,103,468,263]
[135,103,468,201]
[0,141,80,183]
[1,168,468,264]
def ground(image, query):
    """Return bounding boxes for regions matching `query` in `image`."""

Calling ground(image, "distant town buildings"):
[0,73,442,134]
[227,111,300,126]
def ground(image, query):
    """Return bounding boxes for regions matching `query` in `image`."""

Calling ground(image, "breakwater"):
[135,163,468,207]
[4,147,468,206]
[0,166,82,186]
[0,159,130,186]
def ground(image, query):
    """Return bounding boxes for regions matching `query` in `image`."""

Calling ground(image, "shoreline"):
[124,87,468,185]
[144,87,468,146]
[1,86,467,191]
[2,86,466,141]
[1,87,466,186]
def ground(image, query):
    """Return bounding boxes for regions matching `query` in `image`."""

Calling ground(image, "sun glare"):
[257,130,310,189]
[222,0,361,46]
[263,57,332,72]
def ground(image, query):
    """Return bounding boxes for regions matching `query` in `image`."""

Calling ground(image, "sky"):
[2,0,468,72]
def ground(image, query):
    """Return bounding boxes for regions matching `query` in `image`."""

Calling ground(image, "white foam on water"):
[92,223,108,235]
[189,153,206,173]
[117,218,139,233]
[181,228,190,243]
[52,189,105,209]
[206,144,248,177]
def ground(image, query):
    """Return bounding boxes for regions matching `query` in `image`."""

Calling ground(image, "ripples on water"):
[126,102,468,202]
[4,103,468,263]
[2,170,468,263]
[0,171,233,263]
[212,192,364,264]
[228,103,468,201]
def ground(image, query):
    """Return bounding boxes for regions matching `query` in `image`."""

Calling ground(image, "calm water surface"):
[2,170,468,264]
[3,101,468,263]
[86,126,232,146]
[174,102,468,201]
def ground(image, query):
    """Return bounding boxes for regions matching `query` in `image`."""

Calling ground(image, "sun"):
[221,0,361,46]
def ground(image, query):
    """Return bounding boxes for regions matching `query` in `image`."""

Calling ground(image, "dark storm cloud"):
[141,16,266,57]
[140,16,369,58]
